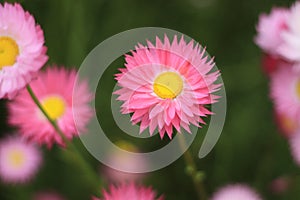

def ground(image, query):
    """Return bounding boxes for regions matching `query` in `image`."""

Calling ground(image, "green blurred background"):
[0,0,299,199]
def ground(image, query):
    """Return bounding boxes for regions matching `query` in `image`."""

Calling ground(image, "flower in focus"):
[0,136,42,183]
[8,67,93,148]
[255,7,289,55]
[115,35,221,138]
[93,183,164,200]
[289,132,300,166]
[278,2,300,62]
[33,191,66,200]
[270,64,300,125]
[211,184,262,200]
[0,3,48,99]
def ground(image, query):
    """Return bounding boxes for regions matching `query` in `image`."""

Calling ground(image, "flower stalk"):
[178,134,207,200]
[26,85,101,192]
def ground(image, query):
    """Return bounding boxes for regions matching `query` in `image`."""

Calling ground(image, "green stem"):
[178,134,207,200]
[26,85,100,191]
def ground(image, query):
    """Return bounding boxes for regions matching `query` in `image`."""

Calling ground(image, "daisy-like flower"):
[211,184,262,200]
[33,191,66,200]
[0,3,48,99]
[93,183,164,200]
[8,67,93,148]
[255,7,289,55]
[278,2,300,62]
[115,35,221,138]
[0,136,42,183]
[270,64,300,124]
[289,132,300,166]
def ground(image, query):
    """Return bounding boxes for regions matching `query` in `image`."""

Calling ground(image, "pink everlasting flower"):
[33,191,66,200]
[0,136,42,183]
[93,183,164,200]
[115,35,221,138]
[255,7,289,55]
[278,2,300,62]
[0,3,48,99]
[270,64,300,125]
[211,184,262,200]
[8,67,93,148]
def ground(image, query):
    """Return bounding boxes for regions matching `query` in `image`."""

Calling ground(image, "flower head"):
[255,7,289,55]
[270,64,300,124]
[0,3,48,99]
[8,67,93,148]
[0,136,42,183]
[115,35,221,138]
[93,183,164,200]
[211,184,262,200]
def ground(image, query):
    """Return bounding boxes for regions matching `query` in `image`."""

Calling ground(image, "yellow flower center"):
[0,37,19,70]
[153,72,183,99]
[296,80,300,100]
[8,149,25,168]
[115,140,138,152]
[41,96,66,120]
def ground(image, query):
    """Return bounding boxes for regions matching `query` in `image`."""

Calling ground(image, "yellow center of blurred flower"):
[41,96,66,120]
[0,37,19,70]
[8,149,25,168]
[153,72,183,99]
[115,140,138,152]
[296,81,300,99]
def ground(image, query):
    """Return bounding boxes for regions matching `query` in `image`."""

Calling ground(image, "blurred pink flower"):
[93,183,164,200]
[269,176,291,195]
[0,135,42,183]
[211,184,262,200]
[270,64,300,126]
[255,7,289,55]
[0,3,48,99]
[33,191,66,200]
[8,67,93,148]
[278,2,300,62]
[102,140,146,183]
[115,35,221,139]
